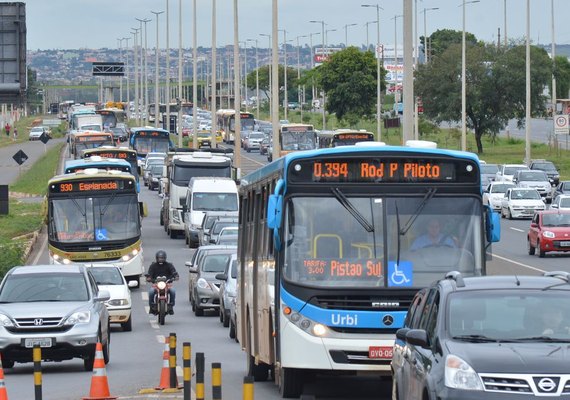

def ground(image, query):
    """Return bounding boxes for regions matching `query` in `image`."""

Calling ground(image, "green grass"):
[10,143,65,195]
[0,115,66,148]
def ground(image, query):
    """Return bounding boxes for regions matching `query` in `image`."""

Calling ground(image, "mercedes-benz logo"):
[537,378,557,392]
[33,318,43,326]
[382,314,394,326]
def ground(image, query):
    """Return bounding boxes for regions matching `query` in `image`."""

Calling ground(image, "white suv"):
[495,164,529,182]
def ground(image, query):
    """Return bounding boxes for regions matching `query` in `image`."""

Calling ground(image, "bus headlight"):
[312,323,327,337]
[62,258,72,265]
[282,303,329,337]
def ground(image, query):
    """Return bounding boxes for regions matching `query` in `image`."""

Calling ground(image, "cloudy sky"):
[24,0,570,50]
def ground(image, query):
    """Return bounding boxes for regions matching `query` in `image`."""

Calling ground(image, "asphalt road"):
[5,141,569,399]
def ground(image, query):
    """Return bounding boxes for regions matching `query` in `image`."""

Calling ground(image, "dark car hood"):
[445,340,570,373]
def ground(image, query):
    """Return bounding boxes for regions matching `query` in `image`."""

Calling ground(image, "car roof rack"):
[543,271,570,283]
[444,271,465,287]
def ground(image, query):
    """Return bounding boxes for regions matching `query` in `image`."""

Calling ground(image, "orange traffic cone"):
[82,343,117,400]
[155,337,178,390]
[0,355,8,400]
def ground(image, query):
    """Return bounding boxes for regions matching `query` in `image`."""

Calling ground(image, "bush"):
[0,240,25,276]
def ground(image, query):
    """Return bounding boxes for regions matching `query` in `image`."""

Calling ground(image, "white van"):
[183,177,238,248]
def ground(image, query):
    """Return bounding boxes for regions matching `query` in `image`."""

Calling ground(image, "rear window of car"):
[0,273,89,302]
[519,172,548,181]
[481,164,499,174]
[201,254,231,273]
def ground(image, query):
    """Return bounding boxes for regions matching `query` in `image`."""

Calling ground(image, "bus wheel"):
[279,367,304,398]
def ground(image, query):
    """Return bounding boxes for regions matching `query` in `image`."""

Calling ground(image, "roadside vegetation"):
[0,142,64,275]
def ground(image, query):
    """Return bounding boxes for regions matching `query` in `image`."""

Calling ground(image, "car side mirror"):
[215,273,228,281]
[188,266,198,273]
[530,222,538,228]
[395,328,410,341]
[127,280,139,288]
[405,329,430,349]
[95,290,111,302]
[552,204,559,209]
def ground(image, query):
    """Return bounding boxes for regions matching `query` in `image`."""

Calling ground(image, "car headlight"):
[445,355,483,391]
[0,313,14,327]
[107,298,130,306]
[197,278,209,289]
[543,231,555,238]
[64,311,91,325]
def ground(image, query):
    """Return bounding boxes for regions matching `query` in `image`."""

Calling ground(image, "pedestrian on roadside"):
[12,127,17,141]
[4,122,10,138]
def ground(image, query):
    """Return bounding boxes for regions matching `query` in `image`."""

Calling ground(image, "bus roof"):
[49,168,135,184]
[65,157,132,173]
[130,126,169,134]
[240,144,482,188]
[82,146,137,156]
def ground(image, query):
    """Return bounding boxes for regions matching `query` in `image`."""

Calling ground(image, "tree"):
[245,64,299,105]
[554,55,570,101]
[312,47,381,122]
[421,29,478,60]
[416,43,551,153]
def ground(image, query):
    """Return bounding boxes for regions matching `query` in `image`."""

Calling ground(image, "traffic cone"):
[155,337,179,390]
[0,355,8,400]
[82,343,117,400]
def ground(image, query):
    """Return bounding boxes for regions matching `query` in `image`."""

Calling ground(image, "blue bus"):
[64,157,139,192]
[129,127,173,162]
[81,147,141,190]
[236,141,500,397]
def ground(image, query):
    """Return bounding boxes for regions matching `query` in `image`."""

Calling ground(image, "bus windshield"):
[283,195,482,288]
[282,131,316,151]
[172,164,231,185]
[134,137,170,155]
[74,139,114,154]
[49,194,140,243]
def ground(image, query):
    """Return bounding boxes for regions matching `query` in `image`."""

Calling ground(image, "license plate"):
[369,346,393,359]
[560,241,570,247]
[24,338,52,348]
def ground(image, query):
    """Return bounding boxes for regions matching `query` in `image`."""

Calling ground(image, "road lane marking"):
[510,227,525,232]
[31,233,48,265]
[491,253,546,273]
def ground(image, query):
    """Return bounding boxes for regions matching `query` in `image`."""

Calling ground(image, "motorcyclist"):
[146,250,179,315]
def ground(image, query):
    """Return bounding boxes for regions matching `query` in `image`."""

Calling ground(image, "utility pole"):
[151,11,164,128]
[192,0,198,149]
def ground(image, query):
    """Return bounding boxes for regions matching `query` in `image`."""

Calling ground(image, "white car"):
[495,164,529,182]
[551,194,570,211]
[501,188,545,219]
[483,182,516,211]
[29,126,48,141]
[512,170,552,200]
[89,265,136,332]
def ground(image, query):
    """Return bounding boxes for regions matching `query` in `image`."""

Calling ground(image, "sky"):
[23,0,570,50]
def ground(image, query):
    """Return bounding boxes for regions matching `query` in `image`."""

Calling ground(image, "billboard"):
[314,47,342,66]
[0,2,26,104]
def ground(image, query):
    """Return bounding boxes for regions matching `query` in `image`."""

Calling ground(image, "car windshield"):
[0,273,89,302]
[533,162,557,172]
[490,184,514,193]
[201,254,232,273]
[542,213,570,227]
[150,164,163,175]
[512,190,541,200]
[212,222,237,235]
[519,172,548,181]
[249,132,265,139]
[504,166,527,175]
[193,193,238,212]
[448,290,570,341]
[90,267,124,285]
[481,164,499,174]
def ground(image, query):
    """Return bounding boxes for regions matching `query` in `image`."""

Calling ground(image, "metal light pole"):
[271,0,280,160]
[551,0,556,121]
[260,33,271,115]
[192,0,198,149]
[247,39,260,120]
[343,23,357,47]
[525,0,531,164]
[131,28,140,126]
[362,4,383,140]
[364,21,377,50]
[117,38,126,103]
[177,0,183,148]
[151,11,164,128]
[504,0,508,47]
[279,29,288,120]
[136,18,151,126]
[461,0,480,151]
[414,0,418,66]
[211,0,217,146]
[296,35,307,120]
[403,0,414,143]
[308,31,320,102]
[392,15,403,66]
[422,7,439,63]
[233,0,241,173]
[310,20,326,130]
[239,41,248,112]
[165,0,171,135]
[123,37,131,117]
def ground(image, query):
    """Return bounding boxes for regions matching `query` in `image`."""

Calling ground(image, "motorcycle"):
[152,276,173,325]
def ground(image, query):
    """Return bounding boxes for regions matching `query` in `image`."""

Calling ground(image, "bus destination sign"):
[290,158,477,183]
[83,151,131,160]
[49,179,131,193]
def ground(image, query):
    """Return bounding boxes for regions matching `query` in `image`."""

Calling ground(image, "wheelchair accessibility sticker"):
[388,261,412,287]
[95,228,109,241]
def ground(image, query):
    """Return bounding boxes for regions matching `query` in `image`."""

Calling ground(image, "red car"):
[527,210,570,257]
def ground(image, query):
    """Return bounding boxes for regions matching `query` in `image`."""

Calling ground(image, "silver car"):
[0,265,111,371]
[216,254,237,330]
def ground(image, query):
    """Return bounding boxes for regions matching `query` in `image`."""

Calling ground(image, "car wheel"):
[527,238,535,255]
[501,208,505,218]
[538,240,546,258]
[507,208,513,220]
[229,318,236,339]
[194,305,204,317]
[219,304,224,323]
[122,316,133,332]
[247,148,251,153]
[159,212,164,226]
[2,357,14,368]
[222,309,230,328]
[103,331,110,364]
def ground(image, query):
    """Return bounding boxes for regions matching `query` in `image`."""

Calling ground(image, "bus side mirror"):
[137,166,143,175]
[267,194,283,229]
[485,205,500,243]
[139,202,148,218]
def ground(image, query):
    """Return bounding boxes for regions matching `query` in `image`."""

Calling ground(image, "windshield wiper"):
[512,336,570,343]
[331,188,374,233]
[452,334,497,342]
[399,188,437,236]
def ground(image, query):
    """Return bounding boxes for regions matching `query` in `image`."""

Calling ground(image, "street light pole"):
[525,0,531,164]
[422,7,439,63]
[211,0,217,146]
[362,4,383,140]
[271,0,280,160]
[551,0,556,121]
[247,39,260,120]
[343,23,357,47]
[177,0,183,148]
[296,35,307,120]
[151,11,164,128]
[279,29,288,120]
[461,0,480,151]
[392,15,403,66]
[364,21,377,51]
[233,0,241,173]
[240,41,248,112]
[165,0,171,135]
[260,33,271,115]
[131,28,140,126]
[136,18,151,126]
[308,31,320,102]
[117,38,125,103]
[123,37,131,116]
[193,0,198,149]
[309,20,326,130]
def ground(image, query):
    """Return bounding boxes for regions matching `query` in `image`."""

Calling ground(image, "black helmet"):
[156,250,167,263]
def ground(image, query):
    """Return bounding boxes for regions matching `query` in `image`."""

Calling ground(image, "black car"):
[529,159,560,186]
[552,180,570,200]
[392,271,570,399]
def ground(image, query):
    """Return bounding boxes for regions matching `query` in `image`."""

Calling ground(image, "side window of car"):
[405,289,426,329]
[533,213,539,224]
[425,291,440,342]
[418,288,438,331]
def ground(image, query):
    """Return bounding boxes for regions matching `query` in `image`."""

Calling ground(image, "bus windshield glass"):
[49,194,140,243]
[74,139,114,154]
[172,164,231,185]
[134,137,170,155]
[282,130,316,151]
[283,195,482,288]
